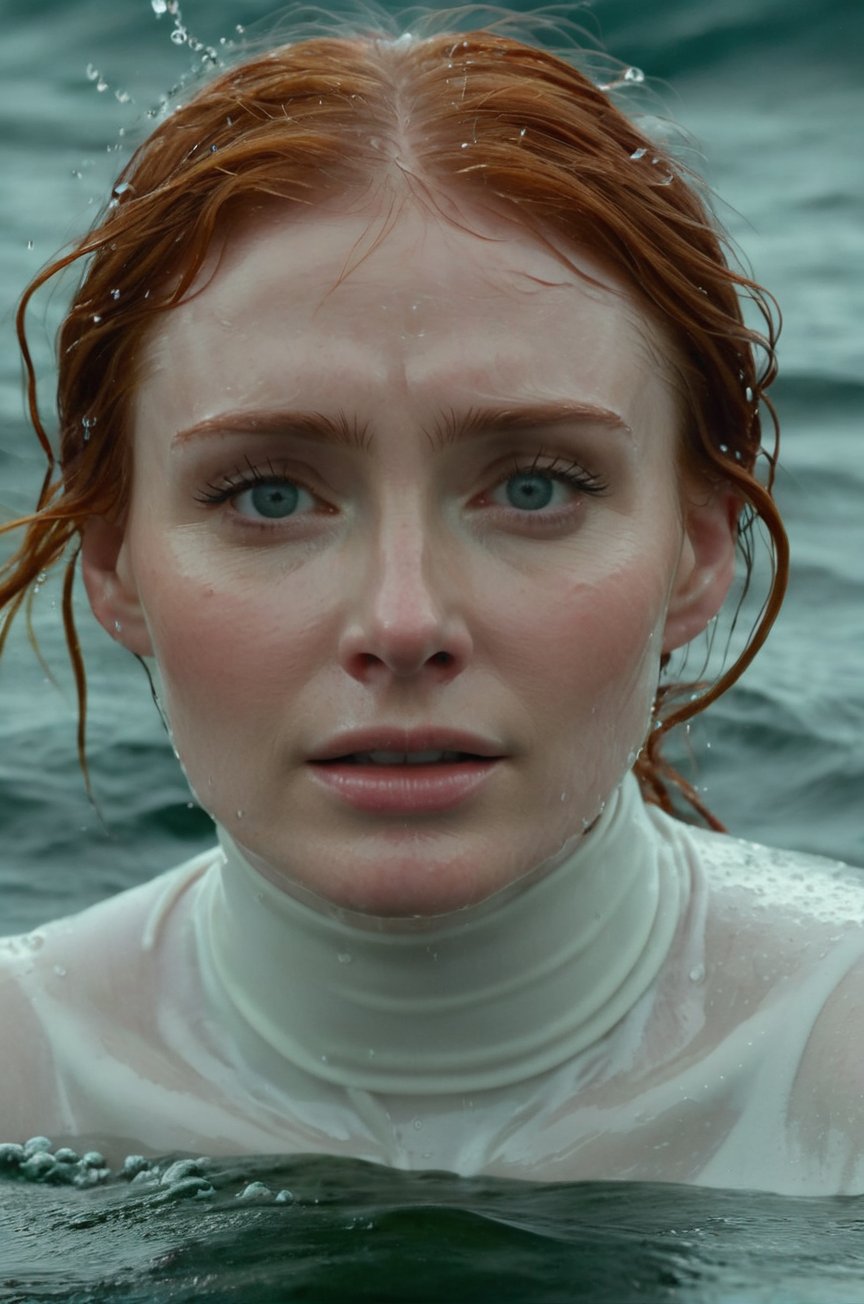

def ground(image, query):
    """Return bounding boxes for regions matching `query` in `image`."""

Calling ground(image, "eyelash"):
[193,452,609,518]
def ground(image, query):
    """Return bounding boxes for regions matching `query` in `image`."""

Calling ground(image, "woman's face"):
[87,194,733,916]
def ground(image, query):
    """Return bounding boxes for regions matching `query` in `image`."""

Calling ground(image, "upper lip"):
[309,727,505,762]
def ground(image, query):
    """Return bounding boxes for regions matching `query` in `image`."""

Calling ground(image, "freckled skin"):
[88,195,728,917]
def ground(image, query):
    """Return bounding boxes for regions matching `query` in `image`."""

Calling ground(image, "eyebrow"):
[171,400,632,451]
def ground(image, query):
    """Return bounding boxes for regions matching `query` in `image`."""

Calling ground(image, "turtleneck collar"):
[195,773,686,1094]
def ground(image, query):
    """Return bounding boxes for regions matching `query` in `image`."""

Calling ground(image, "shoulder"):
[0,846,221,1126]
[649,804,864,924]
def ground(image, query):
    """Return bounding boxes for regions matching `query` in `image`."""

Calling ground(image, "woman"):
[1,23,862,1194]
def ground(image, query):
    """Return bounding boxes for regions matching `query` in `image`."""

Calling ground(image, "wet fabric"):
[2,773,864,1195]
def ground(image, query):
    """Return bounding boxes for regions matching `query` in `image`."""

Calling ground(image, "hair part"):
[1,21,787,826]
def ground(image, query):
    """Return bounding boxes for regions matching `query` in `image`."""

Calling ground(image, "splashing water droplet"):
[624,66,645,83]
[170,26,188,45]
[27,238,34,250]
[630,146,647,160]
[85,63,99,81]
[151,0,168,12]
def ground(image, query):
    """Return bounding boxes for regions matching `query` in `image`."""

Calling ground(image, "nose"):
[337,510,473,684]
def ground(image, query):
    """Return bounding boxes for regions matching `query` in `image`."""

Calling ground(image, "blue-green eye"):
[503,472,557,511]
[234,480,302,520]
[494,462,608,513]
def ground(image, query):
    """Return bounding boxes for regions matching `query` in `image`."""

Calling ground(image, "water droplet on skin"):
[235,809,245,820]
[113,620,123,635]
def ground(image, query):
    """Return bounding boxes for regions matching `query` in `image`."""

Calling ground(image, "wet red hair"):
[1,23,787,825]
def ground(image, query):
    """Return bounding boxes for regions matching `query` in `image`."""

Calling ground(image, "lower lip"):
[307,760,501,813]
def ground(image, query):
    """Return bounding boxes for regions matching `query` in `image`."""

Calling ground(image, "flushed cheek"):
[138,562,328,758]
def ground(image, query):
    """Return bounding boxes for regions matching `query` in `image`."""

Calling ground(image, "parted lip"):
[309,727,505,762]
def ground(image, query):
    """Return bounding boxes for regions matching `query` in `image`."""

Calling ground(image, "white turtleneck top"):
[3,773,864,1195]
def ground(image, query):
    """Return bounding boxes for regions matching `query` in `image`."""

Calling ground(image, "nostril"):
[431,651,453,666]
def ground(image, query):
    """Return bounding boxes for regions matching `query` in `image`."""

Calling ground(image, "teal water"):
[1,0,863,1298]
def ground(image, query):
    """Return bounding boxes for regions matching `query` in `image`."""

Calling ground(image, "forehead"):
[136,194,676,420]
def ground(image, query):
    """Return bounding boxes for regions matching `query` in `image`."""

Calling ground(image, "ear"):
[662,484,739,654]
[80,517,154,656]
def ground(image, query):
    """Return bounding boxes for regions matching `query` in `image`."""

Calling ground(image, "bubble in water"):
[337,951,353,964]
[689,963,706,983]
[151,0,168,12]
[52,965,67,978]
[85,63,99,81]
[624,66,645,83]
[170,26,188,45]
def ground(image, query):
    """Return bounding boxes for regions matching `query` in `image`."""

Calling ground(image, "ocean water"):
[1,0,862,1298]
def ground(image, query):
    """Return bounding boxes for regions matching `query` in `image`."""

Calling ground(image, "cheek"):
[502,553,669,713]
[135,547,330,730]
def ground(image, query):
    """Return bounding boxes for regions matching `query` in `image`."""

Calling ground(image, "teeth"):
[353,750,465,765]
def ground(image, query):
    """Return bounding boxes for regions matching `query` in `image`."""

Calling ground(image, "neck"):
[195,773,685,1093]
